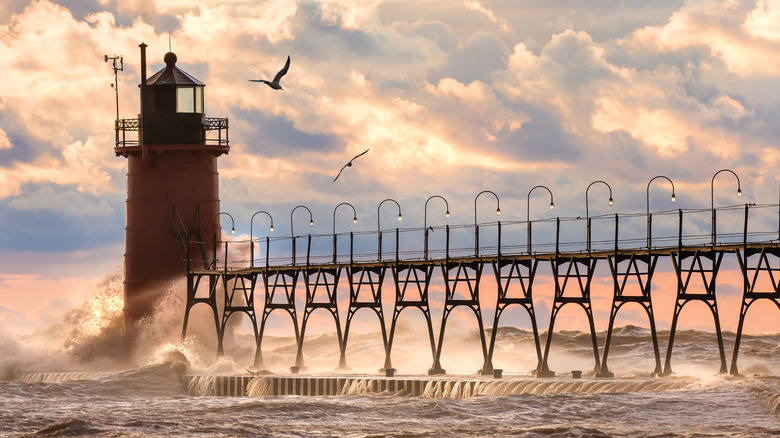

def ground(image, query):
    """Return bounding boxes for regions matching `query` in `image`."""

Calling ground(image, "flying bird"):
[249,55,290,90]
[333,149,369,182]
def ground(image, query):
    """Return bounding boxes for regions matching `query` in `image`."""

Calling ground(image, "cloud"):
[0,128,11,150]
[0,2,155,146]
[629,0,780,76]
[591,86,752,158]
[424,77,528,149]
[744,0,780,42]
[316,0,381,30]
[7,185,115,217]
[0,136,123,199]
[176,0,297,45]
[463,0,509,32]
[391,19,459,53]
[441,31,509,84]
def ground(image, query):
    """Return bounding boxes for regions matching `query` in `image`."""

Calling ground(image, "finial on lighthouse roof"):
[164,52,177,66]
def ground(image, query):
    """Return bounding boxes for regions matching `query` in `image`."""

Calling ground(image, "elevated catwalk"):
[182,204,780,378]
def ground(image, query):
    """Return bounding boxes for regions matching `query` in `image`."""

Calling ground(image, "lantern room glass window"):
[195,86,203,113]
[177,86,204,113]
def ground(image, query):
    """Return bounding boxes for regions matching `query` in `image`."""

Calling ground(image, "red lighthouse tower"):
[115,44,229,353]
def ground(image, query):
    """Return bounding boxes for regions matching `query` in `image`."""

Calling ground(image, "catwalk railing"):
[114,117,229,148]
[180,203,780,378]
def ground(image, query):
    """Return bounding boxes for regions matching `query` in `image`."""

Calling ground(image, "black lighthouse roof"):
[145,52,204,86]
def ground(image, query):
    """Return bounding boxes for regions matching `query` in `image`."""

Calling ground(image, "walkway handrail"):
[198,203,772,272]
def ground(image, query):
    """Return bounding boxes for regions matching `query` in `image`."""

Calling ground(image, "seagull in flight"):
[333,149,369,182]
[249,55,290,90]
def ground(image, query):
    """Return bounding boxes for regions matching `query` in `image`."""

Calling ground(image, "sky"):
[2,0,780,341]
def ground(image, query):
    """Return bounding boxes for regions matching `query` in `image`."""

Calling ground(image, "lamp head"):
[671,193,677,202]
[398,214,403,221]
[270,225,274,232]
[231,227,235,234]
[446,211,450,218]
[549,202,555,210]
[353,217,358,224]
[737,189,743,197]
[309,220,314,226]
[496,208,501,216]
[608,198,614,206]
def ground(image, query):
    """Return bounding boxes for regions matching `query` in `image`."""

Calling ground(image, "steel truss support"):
[340,265,388,370]
[664,249,727,375]
[385,264,438,374]
[179,205,218,352]
[536,219,601,377]
[298,267,343,370]
[254,269,300,370]
[432,260,488,375]
[537,256,601,377]
[485,257,542,375]
[217,273,259,358]
[732,246,780,375]
[664,209,727,375]
[181,272,221,351]
[600,214,662,377]
[732,206,780,375]
[601,253,662,377]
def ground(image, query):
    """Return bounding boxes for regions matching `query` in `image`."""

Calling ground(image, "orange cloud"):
[631,1,780,76]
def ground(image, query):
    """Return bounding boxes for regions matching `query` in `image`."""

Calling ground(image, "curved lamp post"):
[213,212,236,235]
[377,199,402,261]
[290,205,314,265]
[585,181,613,252]
[333,202,357,263]
[250,211,274,268]
[212,212,235,269]
[646,176,676,248]
[474,190,500,256]
[424,195,450,260]
[527,185,554,253]
[711,169,742,245]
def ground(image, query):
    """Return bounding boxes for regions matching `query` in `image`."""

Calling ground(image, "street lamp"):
[377,199,402,261]
[527,185,554,253]
[585,181,613,252]
[424,195,450,259]
[474,190,500,256]
[250,211,274,268]
[711,169,742,245]
[290,205,314,265]
[213,212,236,235]
[646,176,675,248]
[333,202,357,263]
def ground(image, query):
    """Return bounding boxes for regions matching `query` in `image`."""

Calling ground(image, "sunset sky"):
[2,0,780,340]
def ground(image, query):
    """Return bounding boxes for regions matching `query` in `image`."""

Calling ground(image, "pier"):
[177,198,780,378]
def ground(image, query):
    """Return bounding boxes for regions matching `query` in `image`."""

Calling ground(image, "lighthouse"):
[114,44,229,353]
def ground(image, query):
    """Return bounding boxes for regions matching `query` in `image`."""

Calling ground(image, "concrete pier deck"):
[183,374,513,397]
[182,372,705,398]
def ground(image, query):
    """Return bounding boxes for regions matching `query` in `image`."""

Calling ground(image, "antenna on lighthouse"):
[104,54,124,121]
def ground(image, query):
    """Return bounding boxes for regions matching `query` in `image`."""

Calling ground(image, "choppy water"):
[3,329,780,437]
[2,275,779,436]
